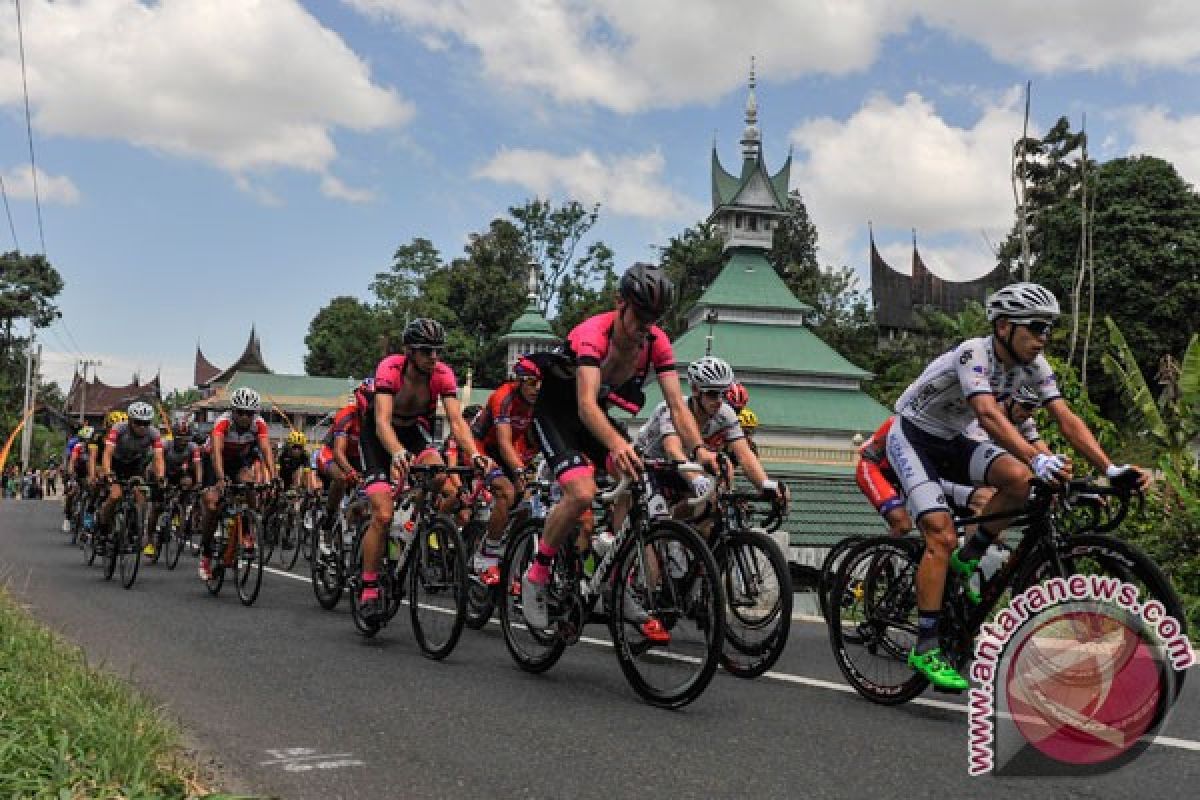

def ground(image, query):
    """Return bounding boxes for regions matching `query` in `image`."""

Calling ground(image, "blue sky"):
[3,1,1199,393]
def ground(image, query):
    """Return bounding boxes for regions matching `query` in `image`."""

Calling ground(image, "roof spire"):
[527,259,539,303]
[740,56,760,160]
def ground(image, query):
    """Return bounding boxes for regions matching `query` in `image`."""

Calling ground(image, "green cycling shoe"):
[908,647,968,691]
[949,548,981,604]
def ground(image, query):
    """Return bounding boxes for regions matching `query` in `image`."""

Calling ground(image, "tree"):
[511,200,613,316]
[163,388,201,410]
[0,251,64,436]
[304,296,383,378]
[659,222,725,337]
[768,190,821,300]
[998,135,1200,399]
[553,266,618,337]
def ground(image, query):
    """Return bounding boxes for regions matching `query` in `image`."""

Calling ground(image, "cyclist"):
[197,387,276,581]
[62,425,95,532]
[468,356,542,582]
[356,317,489,624]
[277,429,313,493]
[146,419,203,543]
[736,407,760,458]
[521,262,719,641]
[97,402,166,554]
[635,355,787,522]
[725,381,749,412]
[314,399,366,547]
[856,386,1047,538]
[888,282,1149,690]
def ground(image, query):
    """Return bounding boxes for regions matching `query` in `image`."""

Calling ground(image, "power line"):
[14,0,47,256]
[0,173,18,251]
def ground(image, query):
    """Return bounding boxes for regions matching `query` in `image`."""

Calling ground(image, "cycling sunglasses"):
[1018,319,1055,337]
[412,345,442,356]
[698,389,724,400]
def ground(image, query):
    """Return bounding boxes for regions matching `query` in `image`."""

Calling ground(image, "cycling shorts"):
[360,419,436,496]
[885,417,1005,521]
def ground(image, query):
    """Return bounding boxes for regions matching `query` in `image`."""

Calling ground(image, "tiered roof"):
[65,372,161,417]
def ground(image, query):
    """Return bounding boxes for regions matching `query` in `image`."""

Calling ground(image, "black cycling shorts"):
[530,371,627,483]
[360,418,435,489]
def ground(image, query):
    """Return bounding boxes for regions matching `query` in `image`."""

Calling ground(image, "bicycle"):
[347,464,471,659]
[103,477,149,589]
[707,479,793,679]
[158,485,198,571]
[310,487,368,610]
[205,483,266,606]
[461,468,545,630]
[826,476,1187,706]
[77,484,103,566]
[498,457,726,709]
[263,486,303,571]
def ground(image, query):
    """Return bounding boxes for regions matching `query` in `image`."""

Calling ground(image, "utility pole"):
[19,335,41,470]
[77,358,102,424]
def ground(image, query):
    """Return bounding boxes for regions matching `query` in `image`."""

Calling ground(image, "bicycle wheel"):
[300,501,317,562]
[348,525,382,637]
[119,505,142,589]
[165,505,186,570]
[463,521,494,630]
[82,520,98,566]
[717,529,793,679]
[499,520,569,673]
[235,512,264,606]
[261,509,278,565]
[68,499,83,546]
[275,508,302,571]
[610,520,725,709]
[818,535,864,622]
[104,510,122,581]
[310,522,344,609]
[827,536,928,705]
[409,515,467,660]
[1015,532,1189,698]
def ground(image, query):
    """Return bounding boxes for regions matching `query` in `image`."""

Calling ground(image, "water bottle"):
[593,531,617,557]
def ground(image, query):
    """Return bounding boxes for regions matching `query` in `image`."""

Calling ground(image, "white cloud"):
[475,147,702,220]
[790,91,1023,271]
[0,0,411,201]
[346,0,908,112]
[915,1,1200,73]
[346,1,1200,114]
[2,164,80,205]
[1125,106,1200,189]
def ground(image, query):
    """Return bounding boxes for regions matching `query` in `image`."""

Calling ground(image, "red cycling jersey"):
[324,403,362,462]
[856,416,904,516]
[471,382,536,466]
[207,412,270,460]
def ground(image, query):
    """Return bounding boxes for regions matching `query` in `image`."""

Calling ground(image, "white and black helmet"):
[687,356,735,390]
[229,387,261,411]
[986,282,1061,322]
[126,401,155,423]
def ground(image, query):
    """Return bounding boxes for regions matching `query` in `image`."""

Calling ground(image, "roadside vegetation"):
[0,585,229,799]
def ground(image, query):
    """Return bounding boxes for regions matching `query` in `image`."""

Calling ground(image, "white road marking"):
[259,564,1200,753]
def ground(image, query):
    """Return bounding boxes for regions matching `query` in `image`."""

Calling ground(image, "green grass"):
[0,586,217,799]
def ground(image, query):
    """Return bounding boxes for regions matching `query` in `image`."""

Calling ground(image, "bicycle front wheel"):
[165,505,186,570]
[819,535,864,622]
[104,510,122,581]
[277,509,302,571]
[827,536,928,705]
[718,529,793,679]
[235,512,264,606]
[119,505,141,589]
[409,515,467,660]
[610,520,725,709]
[498,520,569,674]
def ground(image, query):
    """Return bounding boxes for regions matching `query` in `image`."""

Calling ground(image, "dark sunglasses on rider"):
[129,419,149,427]
[519,376,542,387]
[1021,319,1054,337]
[233,409,254,418]
[698,389,724,401]
[412,345,442,356]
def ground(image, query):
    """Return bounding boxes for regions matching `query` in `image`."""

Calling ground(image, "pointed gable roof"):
[205,326,271,387]
[65,372,162,417]
[194,345,220,387]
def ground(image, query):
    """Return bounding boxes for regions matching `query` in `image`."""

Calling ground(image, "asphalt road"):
[3,499,1199,799]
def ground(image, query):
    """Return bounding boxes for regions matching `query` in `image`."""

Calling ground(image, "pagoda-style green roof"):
[635,382,887,433]
[501,300,558,342]
[711,149,790,211]
[195,371,358,414]
[695,249,814,314]
[672,320,869,379]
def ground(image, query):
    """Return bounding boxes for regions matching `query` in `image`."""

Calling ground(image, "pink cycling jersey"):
[565,311,675,411]
[372,355,458,424]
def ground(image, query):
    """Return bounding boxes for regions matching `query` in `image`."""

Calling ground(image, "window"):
[734,213,742,229]
[747,215,757,232]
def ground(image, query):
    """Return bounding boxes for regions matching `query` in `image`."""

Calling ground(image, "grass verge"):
[0,585,225,799]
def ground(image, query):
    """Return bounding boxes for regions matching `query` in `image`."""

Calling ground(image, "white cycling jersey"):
[635,399,744,460]
[895,336,1061,440]
[962,416,1040,445]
